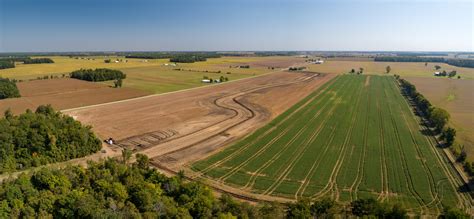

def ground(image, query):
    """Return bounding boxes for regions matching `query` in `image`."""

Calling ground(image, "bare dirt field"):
[0,78,150,114]
[65,71,334,172]
[406,77,474,160]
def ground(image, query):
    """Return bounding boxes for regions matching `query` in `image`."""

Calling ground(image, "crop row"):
[192,75,461,212]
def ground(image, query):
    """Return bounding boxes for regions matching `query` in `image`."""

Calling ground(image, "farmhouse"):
[201,79,211,83]
[434,71,441,76]
[313,60,324,64]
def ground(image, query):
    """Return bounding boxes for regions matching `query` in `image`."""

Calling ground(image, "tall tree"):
[429,107,450,131]
[441,127,456,146]
[386,65,391,74]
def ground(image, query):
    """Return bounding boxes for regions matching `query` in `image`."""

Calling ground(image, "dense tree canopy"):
[23,58,54,64]
[0,78,21,99]
[0,61,15,69]
[0,105,101,173]
[70,68,126,82]
[0,154,467,217]
[169,55,208,63]
[125,52,221,63]
[0,158,284,218]
[429,107,450,131]
[350,198,407,218]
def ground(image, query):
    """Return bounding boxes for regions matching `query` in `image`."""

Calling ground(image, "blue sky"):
[0,0,472,52]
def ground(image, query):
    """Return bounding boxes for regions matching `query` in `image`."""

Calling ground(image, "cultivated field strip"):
[192,75,467,213]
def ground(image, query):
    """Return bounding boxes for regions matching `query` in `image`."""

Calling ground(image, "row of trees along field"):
[396,75,474,177]
[0,155,468,218]
[70,68,126,82]
[375,56,474,68]
[22,58,54,64]
[124,52,221,63]
[0,105,101,173]
[0,78,21,99]
[0,57,55,69]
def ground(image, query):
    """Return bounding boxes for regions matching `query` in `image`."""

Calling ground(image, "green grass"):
[110,65,267,94]
[192,75,469,213]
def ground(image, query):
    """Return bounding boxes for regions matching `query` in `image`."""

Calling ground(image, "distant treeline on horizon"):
[374,56,474,68]
[0,57,54,70]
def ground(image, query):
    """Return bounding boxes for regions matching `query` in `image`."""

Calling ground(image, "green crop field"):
[192,75,471,214]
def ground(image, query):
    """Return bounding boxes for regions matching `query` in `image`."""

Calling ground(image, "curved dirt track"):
[66,72,331,157]
[0,71,334,202]
[60,71,334,201]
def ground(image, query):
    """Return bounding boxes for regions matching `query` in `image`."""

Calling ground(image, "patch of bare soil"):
[66,72,334,167]
[0,71,335,203]
[0,78,150,114]
[365,75,371,87]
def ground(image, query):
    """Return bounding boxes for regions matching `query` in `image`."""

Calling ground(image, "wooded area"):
[0,78,20,99]
[0,105,101,173]
[0,61,15,70]
[0,156,467,218]
[70,68,126,82]
[23,58,54,64]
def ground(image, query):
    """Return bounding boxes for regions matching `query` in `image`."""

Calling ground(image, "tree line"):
[169,55,208,63]
[70,68,126,82]
[0,155,469,218]
[396,75,473,177]
[23,58,54,64]
[0,105,102,173]
[0,78,21,99]
[0,57,54,69]
[375,56,474,68]
[125,52,221,63]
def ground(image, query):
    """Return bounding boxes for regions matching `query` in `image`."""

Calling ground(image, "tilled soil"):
[0,78,149,114]
[66,71,334,170]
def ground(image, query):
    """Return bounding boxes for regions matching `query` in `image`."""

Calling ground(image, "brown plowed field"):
[0,78,150,114]
[65,71,335,170]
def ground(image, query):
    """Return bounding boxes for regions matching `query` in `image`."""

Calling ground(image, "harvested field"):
[0,78,149,114]
[0,56,167,80]
[407,77,474,161]
[65,71,333,165]
[307,60,474,79]
[192,75,472,214]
